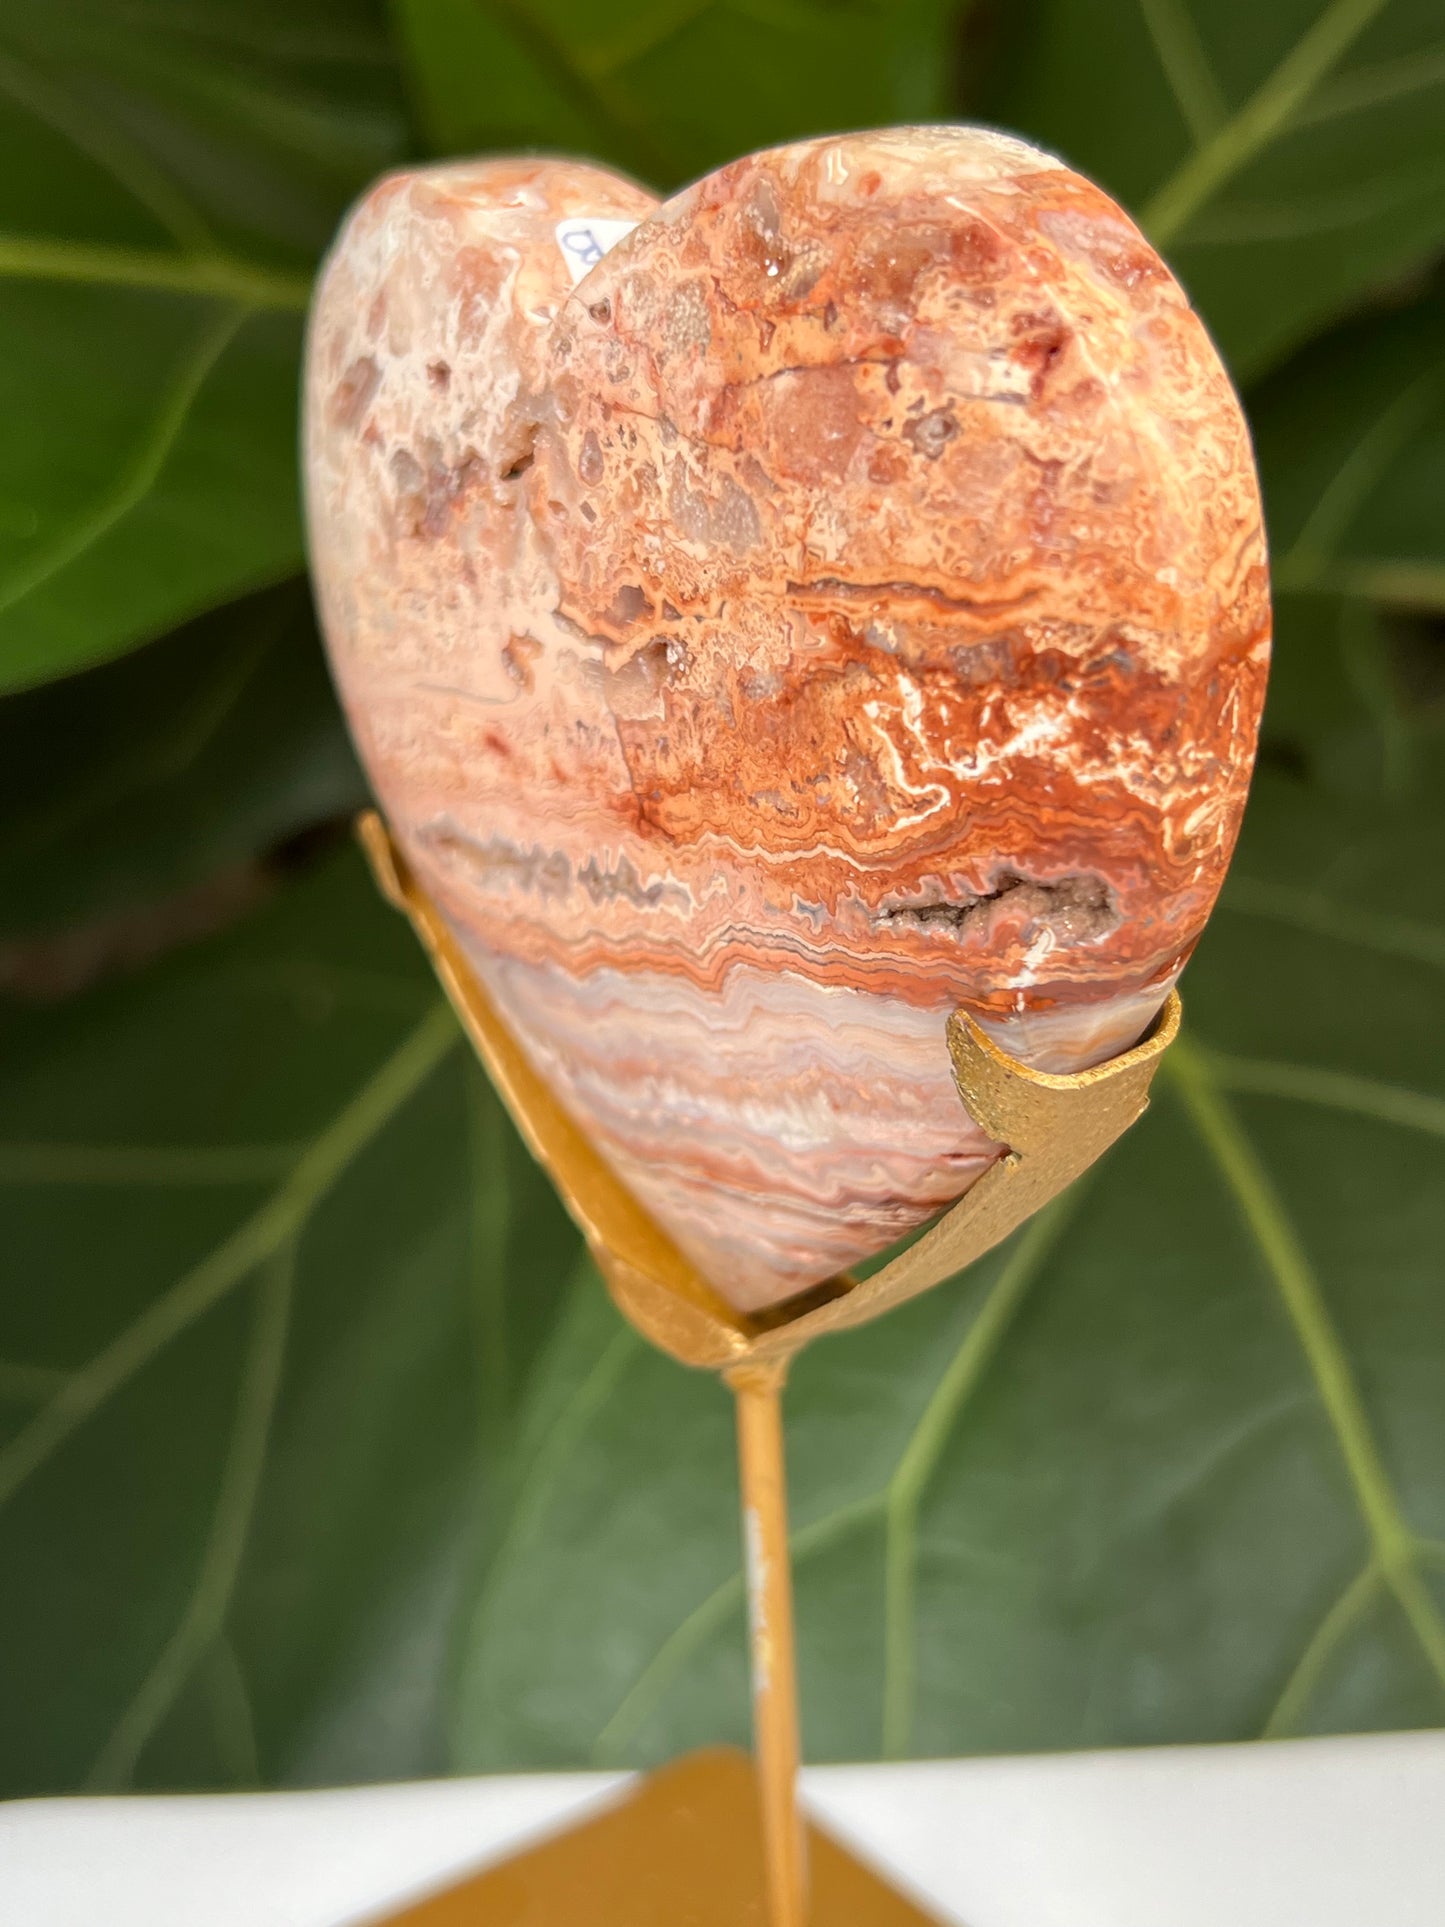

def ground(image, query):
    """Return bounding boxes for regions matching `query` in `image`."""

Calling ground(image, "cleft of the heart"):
[304,129,1269,1312]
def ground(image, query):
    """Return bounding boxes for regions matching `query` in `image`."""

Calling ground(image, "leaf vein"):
[477,0,676,183]
[0,48,213,251]
[1137,0,1229,143]
[592,1200,1079,1766]
[592,1491,884,1763]
[0,1142,304,1185]
[1182,157,1445,245]
[0,1357,70,1403]
[1298,38,1445,125]
[1203,1051,1445,1140]
[0,233,312,307]
[1276,366,1445,587]
[1220,878,1445,973]
[1143,0,1393,244]
[1168,1041,1445,1694]
[1301,559,1445,613]
[467,1294,641,1682]
[203,1634,263,1786]
[0,1002,456,1512]
[85,1237,296,1790]
[0,304,246,620]
[881,1191,1080,1759]
[1263,1559,1380,1737]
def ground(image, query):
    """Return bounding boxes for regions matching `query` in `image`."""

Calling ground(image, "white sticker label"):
[554,216,638,287]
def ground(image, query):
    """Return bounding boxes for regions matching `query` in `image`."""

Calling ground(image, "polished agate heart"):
[304,130,1269,1311]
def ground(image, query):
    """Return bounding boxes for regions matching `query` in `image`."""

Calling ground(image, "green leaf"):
[0,580,366,975]
[391,0,962,190]
[452,761,1445,1770]
[7,778,1445,1790]
[0,0,409,690]
[1246,281,1445,790]
[1256,592,1429,799]
[6,773,1445,1790]
[992,0,1445,377]
[0,849,580,1794]
[1255,284,1445,612]
[8,0,1445,1800]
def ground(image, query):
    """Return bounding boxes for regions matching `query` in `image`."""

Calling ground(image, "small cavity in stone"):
[879,871,1116,944]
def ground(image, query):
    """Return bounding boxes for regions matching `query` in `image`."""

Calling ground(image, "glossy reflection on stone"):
[304,130,1269,1311]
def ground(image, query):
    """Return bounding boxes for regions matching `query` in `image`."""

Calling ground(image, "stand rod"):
[728,1358,808,1927]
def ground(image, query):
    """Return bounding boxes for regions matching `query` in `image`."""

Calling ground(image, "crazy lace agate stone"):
[305,130,1269,1311]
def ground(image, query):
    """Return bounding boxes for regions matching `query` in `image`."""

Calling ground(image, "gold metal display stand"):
[359,812,1179,1926]
[378,1748,939,1925]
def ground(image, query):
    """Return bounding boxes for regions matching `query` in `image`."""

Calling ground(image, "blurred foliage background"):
[1,0,1444,1797]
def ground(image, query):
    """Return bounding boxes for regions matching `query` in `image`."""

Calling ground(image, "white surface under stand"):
[2,1731,1442,1927]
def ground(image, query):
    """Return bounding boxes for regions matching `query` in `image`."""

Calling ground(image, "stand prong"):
[358,810,1180,1375]
[728,1358,808,1927]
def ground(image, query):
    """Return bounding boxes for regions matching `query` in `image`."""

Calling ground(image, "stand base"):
[376,1748,944,1925]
